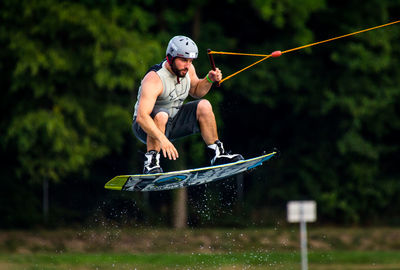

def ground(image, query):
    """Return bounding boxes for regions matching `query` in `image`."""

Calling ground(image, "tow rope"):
[207,20,400,85]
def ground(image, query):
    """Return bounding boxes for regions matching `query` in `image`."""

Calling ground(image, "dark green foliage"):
[1,0,400,227]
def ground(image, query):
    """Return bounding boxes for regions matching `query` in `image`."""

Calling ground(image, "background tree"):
[0,0,162,226]
[1,0,399,228]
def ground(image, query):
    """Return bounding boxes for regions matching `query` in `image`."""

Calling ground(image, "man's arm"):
[189,64,222,98]
[136,72,179,160]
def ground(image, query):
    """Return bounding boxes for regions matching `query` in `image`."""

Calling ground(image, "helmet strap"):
[166,54,174,66]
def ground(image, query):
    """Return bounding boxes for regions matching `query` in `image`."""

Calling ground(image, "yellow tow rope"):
[208,20,400,85]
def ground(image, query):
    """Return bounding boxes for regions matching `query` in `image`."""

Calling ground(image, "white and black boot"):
[207,140,244,165]
[143,150,163,174]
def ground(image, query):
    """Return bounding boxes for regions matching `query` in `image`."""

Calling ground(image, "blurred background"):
[1,0,400,232]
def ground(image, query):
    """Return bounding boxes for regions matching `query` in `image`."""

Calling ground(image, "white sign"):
[287,201,316,223]
[287,200,317,270]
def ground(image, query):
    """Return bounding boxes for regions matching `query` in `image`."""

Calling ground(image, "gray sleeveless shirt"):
[133,61,191,119]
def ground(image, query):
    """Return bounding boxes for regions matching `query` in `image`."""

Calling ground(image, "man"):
[133,35,243,174]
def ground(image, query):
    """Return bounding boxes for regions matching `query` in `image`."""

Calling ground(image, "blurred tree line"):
[1,0,400,228]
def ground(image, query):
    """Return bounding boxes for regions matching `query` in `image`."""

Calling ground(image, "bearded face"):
[170,57,192,78]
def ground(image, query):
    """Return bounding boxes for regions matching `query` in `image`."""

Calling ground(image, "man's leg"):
[196,99,244,165]
[142,111,169,174]
[196,99,219,145]
[146,111,169,151]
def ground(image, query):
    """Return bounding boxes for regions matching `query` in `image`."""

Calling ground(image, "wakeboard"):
[104,151,276,192]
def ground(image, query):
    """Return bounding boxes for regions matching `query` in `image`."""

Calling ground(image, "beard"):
[171,61,188,78]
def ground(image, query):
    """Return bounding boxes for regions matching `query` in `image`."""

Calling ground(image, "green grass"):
[1,251,400,270]
[1,228,400,269]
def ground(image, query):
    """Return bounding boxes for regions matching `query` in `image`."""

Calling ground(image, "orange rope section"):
[221,55,271,83]
[209,20,400,84]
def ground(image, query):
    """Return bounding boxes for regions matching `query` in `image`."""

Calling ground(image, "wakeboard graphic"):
[104,151,276,192]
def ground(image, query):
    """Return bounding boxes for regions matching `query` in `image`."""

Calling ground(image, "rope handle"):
[207,49,220,87]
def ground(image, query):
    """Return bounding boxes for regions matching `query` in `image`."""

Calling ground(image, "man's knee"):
[197,99,213,117]
[153,111,169,126]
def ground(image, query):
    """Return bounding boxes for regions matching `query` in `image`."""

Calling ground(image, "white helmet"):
[166,36,198,64]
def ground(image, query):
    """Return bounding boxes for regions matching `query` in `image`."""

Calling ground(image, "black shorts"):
[132,100,201,144]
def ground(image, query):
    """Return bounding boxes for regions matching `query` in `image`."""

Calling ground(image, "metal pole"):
[236,174,243,201]
[300,205,308,270]
[43,179,49,224]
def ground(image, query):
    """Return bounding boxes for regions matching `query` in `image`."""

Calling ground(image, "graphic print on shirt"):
[168,86,187,103]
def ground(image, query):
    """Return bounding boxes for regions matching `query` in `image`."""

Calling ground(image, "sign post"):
[287,201,316,270]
